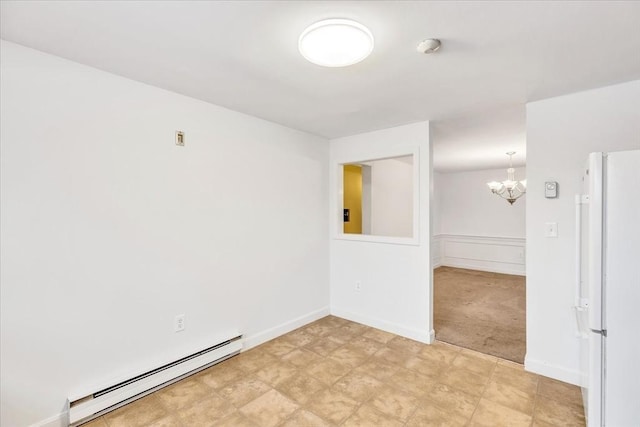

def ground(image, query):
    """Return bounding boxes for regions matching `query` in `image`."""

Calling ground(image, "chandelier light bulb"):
[299,19,374,67]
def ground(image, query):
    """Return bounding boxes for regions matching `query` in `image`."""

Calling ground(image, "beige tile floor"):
[83,316,585,427]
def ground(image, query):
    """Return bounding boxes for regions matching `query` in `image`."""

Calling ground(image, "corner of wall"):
[242,306,330,351]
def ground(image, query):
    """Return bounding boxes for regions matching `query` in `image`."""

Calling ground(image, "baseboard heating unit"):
[67,334,243,426]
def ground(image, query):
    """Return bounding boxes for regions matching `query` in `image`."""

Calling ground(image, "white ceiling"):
[2,1,639,171]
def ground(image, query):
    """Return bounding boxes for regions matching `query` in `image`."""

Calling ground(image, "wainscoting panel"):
[432,234,525,276]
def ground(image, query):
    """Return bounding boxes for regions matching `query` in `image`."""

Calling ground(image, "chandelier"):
[487,152,526,205]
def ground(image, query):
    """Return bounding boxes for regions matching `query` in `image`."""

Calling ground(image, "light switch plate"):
[175,130,185,146]
[545,222,558,238]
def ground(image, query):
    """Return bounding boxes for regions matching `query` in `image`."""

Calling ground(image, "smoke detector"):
[416,39,441,54]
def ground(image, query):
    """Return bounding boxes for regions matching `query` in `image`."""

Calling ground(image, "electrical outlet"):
[355,281,362,291]
[174,314,185,332]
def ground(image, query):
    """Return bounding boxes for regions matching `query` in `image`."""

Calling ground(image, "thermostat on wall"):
[545,181,558,198]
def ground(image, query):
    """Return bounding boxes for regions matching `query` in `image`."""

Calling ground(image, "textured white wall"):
[432,171,442,236]
[526,80,640,385]
[369,158,413,238]
[0,41,330,426]
[329,122,432,343]
[432,168,526,275]
[438,167,526,238]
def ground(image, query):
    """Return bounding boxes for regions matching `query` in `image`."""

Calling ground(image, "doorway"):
[431,166,527,363]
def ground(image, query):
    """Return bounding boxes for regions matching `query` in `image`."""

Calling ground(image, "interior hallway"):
[434,267,526,363]
[81,316,583,427]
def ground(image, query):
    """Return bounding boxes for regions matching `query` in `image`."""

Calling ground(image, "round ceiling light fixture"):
[298,19,374,67]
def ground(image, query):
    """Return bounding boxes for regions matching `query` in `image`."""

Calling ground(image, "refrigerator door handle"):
[587,153,604,332]
[574,194,591,339]
[574,305,589,338]
[575,194,590,307]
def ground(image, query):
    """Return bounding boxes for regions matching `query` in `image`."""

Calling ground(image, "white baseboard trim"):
[438,259,526,276]
[428,328,436,343]
[330,307,434,344]
[524,355,586,387]
[29,413,66,427]
[30,307,330,427]
[243,306,330,351]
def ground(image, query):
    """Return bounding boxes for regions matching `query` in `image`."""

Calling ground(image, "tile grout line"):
[529,374,542,427]
[292,321,377,426]
[467,355,499,423]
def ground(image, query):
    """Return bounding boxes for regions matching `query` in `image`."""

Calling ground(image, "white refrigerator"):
[576,150,640,426]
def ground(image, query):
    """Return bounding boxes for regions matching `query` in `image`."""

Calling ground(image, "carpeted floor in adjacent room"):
[434,266,526,363]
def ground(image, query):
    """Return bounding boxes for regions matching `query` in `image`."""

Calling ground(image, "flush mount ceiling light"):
[298,19,374,67]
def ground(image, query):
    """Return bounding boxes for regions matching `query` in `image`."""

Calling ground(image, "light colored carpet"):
[434,266,526,363]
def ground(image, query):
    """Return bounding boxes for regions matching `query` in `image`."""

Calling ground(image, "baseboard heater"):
[68,334,243,426]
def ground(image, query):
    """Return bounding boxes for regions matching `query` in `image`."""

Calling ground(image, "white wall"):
[0,41,329,427]
[433,168,526,275]
[369,157,413,238]
[329,122,432,343]
[432,171,442,237]
[438,168,526,238]
[526,80,640,385]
